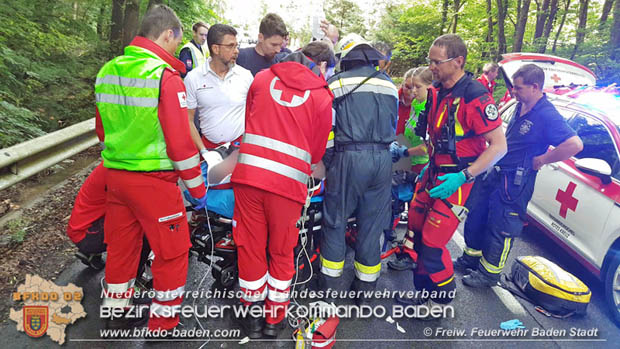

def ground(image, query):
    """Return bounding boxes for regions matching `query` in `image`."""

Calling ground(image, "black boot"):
[234,304,264,339]
[75,251,105,270]
[350,277,377,306]
[452,254,480,274]
[462,270,499,288]
[263,320,286,338]
[318,273,342,303]
[387,253,415,271]
[104,304,150,331]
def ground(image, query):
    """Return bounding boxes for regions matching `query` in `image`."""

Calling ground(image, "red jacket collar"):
[129,36,186,74]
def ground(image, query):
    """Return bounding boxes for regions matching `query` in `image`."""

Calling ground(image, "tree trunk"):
[97,1,107,39]
[552,0,571,53]
[110,0,125,52]
[600,0,615,25]
[538,0,559,53]
[534,0,550,39]
[496,0,508,60]
[611,0,620,60]
[122,0,141,48]
[513,0,531,52]
[440,0,450,35]
[484,0,494,58]
[570,0,589,60]
[451,0,460,33]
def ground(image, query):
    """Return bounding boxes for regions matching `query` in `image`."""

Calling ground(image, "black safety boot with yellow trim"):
[462,270,500,288]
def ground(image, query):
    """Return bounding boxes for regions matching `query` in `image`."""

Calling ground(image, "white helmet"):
[335,33,372,59]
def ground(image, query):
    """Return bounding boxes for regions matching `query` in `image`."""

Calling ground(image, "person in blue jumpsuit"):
[319,33,398,304]
[456,64,584,287]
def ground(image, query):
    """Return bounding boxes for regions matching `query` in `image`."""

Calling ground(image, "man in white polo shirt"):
[185,24,253,155]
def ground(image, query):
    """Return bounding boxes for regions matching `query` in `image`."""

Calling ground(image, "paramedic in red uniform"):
[230,41,334,338]
[396,34,507,313]
[66,163,107,270]
[477,62,499,95]
[94,5,206,332]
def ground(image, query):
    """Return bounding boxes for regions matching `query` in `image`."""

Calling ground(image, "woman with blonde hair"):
[402,66,432,174]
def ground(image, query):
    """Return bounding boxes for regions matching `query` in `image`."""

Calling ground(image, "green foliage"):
[326,0,368,37]
[372,0,620,84]
[168,0,220,46]
[0,0,221,149]
[0,0,109,148]
[6,218,30,245]
[373,2,442,76]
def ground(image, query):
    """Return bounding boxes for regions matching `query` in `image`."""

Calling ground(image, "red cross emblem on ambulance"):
[555,182,578,219]
[269,77,310,107]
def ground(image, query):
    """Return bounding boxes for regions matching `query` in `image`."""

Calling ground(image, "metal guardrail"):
[0,118,99,191]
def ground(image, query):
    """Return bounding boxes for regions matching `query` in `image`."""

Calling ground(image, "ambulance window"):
[556,107,575,121]
[500,102,518,124]
[567,113,620,181]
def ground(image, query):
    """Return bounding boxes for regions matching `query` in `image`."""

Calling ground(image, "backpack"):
[502,256,591,318]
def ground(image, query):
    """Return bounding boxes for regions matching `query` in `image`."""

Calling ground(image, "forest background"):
[1,0,619,148]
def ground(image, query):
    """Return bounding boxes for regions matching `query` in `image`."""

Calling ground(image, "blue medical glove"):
[389,142,409,163]
[193,193,208,211]
[417,164,428,182]
[183,190,198,205]
[429,172,466,199]
[500,319,525,330]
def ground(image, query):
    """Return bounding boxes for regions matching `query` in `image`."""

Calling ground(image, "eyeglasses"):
[425,56,457,66]
[216,43,240,50]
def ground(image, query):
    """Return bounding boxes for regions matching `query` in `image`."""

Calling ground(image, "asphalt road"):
[1,221,618,348]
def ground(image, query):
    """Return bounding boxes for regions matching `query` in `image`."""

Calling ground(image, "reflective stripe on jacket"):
[95,45,173,171]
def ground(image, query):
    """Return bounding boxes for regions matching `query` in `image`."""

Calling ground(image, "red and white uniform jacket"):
[231,59,333,204]
[477,74,496,95]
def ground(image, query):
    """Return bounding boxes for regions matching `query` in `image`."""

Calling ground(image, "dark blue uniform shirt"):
[236,47,277,77]
[497,94,576,168]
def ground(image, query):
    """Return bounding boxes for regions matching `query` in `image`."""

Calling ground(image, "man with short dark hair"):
[184,24,253,152]
[95,4,205,332]
[458,64,583,287]
[477,62,499,94]
[179,21,209,76]
[236,13,288,76]
[396,34,507,313]
[231,40,334,338]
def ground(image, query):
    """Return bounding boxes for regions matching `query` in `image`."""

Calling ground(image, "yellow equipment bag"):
[509,256,591,317]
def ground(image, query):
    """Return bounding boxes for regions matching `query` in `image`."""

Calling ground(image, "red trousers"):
[232,183,302,324]
[104,169,191,331]
[406,171,474,294]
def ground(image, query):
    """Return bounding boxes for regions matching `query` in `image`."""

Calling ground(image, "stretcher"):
[185,144,413,288]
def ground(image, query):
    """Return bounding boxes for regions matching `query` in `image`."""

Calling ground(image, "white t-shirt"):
[184,58,253,144]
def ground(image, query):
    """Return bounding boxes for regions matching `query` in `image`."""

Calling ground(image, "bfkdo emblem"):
[23,306,48,337]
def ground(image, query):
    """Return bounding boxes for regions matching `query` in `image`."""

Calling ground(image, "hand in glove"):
[429,172,466,199]
[193,193,208,211]
[389,142,409,163]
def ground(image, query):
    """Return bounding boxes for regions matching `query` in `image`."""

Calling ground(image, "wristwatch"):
[462,168,475,183]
